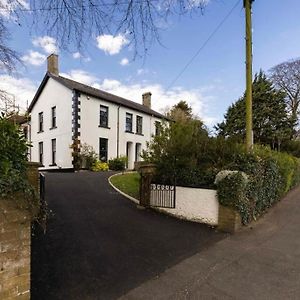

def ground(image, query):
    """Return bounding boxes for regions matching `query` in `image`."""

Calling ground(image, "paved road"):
[31,172,225,300]
[121,185,300,300]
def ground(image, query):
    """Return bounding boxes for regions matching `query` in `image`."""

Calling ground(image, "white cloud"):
[32,36,58,54]
[96,34,129,55]
[21,51,46,66]
[120,58,129,66]
[72,52,91,62]
[60,69,98,86]
[73,52,81,59]
[0,75,37,112]
[60,69,218,127]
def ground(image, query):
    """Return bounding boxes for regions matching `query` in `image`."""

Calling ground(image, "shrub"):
[0,115,39,216]
[80,143,98,170]
[216,145,300,224]
[91,161,109,172]
[108,156,127,171]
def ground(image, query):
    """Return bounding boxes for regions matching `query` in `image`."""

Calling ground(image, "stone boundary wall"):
[0,162,40,300]
[157,187,219,226]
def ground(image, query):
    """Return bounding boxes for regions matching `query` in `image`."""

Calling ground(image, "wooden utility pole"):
[244,0,254,151]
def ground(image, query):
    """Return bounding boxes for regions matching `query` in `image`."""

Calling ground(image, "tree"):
[167,100,193,122]
[216,71,294,149]
[269,59,300,125]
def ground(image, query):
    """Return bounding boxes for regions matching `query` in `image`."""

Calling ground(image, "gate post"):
[138,164,156,207]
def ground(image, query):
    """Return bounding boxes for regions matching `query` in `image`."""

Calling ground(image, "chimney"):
[47,54,59,76]
[142,92,152,109]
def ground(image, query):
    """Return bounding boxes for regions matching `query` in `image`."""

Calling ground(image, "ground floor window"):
[135,143,142,162]
[99,138,108,162]
[51,139,56,165]
[39,142,43,165]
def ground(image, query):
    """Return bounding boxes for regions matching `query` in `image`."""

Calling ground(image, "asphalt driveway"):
[31,172,226,300]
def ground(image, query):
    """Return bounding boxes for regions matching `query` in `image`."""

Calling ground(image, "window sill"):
[50,126,57,130]
[49,163,57,167]
[125,130,134,134]
[37,130,44,133]
[98,125,111,129]
[135,132,144,136]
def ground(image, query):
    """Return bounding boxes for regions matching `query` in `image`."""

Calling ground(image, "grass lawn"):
[110,172,140,200]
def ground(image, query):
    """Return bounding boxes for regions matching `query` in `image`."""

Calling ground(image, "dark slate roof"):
[28,72,167,119]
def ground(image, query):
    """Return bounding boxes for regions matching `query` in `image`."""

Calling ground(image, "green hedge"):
[216,146,300,224]
[108,156,127,171]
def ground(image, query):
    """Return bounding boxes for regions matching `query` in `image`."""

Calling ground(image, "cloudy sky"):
[1,0,300,129]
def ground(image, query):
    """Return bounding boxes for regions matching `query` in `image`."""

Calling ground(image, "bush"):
[108,156,127,171]
[281,140,300,158]
[216,145,300,224]
[80,143,98,170]
[0,115,38,216]
[91,161,109,172]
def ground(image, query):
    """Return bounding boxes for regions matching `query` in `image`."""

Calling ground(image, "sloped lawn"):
[110,172,140,200]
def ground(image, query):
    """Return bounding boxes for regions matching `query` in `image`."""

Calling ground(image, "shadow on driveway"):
[31,172,226,300]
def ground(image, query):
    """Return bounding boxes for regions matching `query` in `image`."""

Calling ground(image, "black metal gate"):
[39,173,45,202]
[150,182,176,208]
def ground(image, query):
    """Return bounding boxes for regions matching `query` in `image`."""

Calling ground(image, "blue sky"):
[1,0,300,129]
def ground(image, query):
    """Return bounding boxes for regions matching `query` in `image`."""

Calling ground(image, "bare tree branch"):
[269,59,300,124]
[29,0,208,57]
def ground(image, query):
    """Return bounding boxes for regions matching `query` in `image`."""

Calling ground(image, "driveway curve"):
[31,171,226,300]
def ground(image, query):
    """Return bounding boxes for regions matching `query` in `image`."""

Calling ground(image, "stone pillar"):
[0,199,31,299]
[0,162,40,299]
[138,164,156,207]
[218,205,242,233]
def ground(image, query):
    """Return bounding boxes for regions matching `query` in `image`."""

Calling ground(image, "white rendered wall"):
[157,187,219,225]
[29,78,73,169]
[80,94,162,169]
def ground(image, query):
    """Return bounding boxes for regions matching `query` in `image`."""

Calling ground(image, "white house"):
[28,54,166,170]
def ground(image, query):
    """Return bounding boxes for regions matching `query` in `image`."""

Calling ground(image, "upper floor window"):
[99,105,109,128]
[155,121,161,136]
[136,116,143,135]
[38,112,43,132]
[125,113,133,132]
[51,106,56,128]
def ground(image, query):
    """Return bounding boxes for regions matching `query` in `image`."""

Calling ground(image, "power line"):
[166,0,242,91]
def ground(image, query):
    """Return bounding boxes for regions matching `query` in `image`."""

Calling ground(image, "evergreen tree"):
[216,71,294,149]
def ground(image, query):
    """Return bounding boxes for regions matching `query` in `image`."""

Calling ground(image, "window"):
[51,106,56,128]
[136,116,143,134]
[99,105,109,127]
[51,139,56,165]
[155,121,161,136]
[99,138,108,162]
[38,112,43,132]
[135,143,142,162]
[39,142,43,165]
[125,113,133,132]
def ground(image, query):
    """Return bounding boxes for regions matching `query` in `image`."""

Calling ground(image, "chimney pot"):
[142,92,152,109]
[47,54,59,75]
